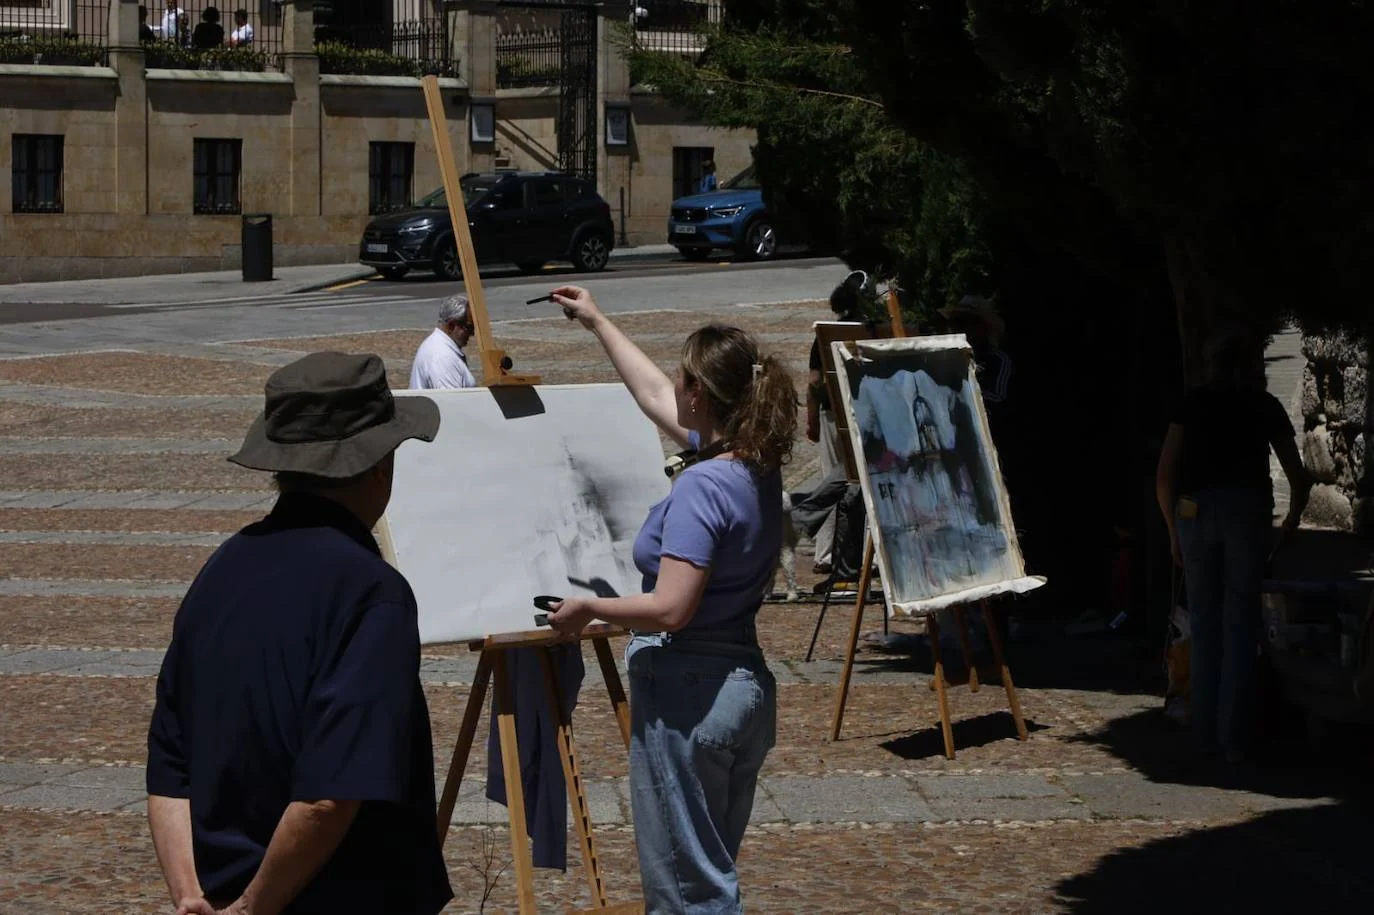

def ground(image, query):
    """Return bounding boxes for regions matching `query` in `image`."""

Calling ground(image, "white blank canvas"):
[384,384,669,644]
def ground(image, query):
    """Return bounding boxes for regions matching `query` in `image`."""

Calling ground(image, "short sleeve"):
[659,470,731,569]
[146,641,190,797]
[292,599,420,802]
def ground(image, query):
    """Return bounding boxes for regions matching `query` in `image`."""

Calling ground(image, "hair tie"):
[751,362,763,381]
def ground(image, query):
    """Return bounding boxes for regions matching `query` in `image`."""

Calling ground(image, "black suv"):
[359,172,615,280]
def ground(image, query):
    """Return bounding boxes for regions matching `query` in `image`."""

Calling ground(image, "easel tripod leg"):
[491,651,538,914]
[805,581,835,663]
[538,647,608,908]
[982,600,1028,740]
[926,614,957,760]
[436,650,493,843]
[591,637,631,749]
[830,534,875,741]
[953,606,980,692]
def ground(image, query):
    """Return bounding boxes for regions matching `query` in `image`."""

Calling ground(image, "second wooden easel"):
[821,291,1029,759]
[416,75,643,914]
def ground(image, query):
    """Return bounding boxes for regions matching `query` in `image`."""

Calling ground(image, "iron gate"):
[496,0,598,180]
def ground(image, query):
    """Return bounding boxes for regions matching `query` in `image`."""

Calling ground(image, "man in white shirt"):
[229,8,254,46]
[160,0,187,45]
[410,295,477,389]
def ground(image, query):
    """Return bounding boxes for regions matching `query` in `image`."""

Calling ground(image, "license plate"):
[365,243,388,253]
[674,224,696,234]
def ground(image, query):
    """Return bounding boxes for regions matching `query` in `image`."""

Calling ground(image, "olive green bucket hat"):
[230,352,439,478]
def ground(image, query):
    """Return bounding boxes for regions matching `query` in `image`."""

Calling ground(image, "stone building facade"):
[0,0,753,283]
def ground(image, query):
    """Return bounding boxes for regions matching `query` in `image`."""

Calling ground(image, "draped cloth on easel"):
[485,643,585,870]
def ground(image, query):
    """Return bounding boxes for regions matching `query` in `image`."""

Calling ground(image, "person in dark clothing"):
[192,6,224,49]
[146,353,453,915]
[138,5,156,43]
[1156,329,1312,763]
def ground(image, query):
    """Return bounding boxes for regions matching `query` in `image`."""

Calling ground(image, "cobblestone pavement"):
[2,303,1370,913]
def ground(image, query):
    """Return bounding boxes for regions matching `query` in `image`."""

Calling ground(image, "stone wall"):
[1301,330,1373,532]
[0,0,756,281]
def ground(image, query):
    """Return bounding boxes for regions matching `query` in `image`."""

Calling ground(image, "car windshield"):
[722,165,760,190]
[416,176,502,209]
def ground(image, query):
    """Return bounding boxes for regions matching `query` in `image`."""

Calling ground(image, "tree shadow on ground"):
[1067,704,1374,801]
[1055,802,1374,913]
[877,711,1049,761]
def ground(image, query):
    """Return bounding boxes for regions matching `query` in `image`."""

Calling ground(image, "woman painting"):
[544,284,796,913]
[1156,329,1312,763]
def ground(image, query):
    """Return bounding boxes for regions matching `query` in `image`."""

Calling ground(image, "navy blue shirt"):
[147,494,452,914]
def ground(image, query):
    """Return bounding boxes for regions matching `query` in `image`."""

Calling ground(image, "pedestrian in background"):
[543,284,796,913]
[192,7,224,49]
[699,159,718,193]
[228,8,253,46]
[1156,328,1312,764]
[410,294,477,389]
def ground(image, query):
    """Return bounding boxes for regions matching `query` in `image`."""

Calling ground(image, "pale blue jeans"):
[1176,486,1272,755]
[625,626,777,914]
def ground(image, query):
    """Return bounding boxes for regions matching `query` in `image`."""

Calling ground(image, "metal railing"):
[0,0,109,65]
[314,0,455,76]
[495,24,560,88]
[140,0,283,70]
[632,0,720,58]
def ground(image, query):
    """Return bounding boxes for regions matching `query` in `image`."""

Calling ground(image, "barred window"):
[12,135,64,214]
[193,139,242,215]
[369,142,415,214]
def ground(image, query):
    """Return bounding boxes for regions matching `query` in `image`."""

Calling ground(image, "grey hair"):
[437,294,470,326]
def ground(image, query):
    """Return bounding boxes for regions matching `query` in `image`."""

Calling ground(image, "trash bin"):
[242,213,273,282]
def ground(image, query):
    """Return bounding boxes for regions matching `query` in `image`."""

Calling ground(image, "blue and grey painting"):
[849,346,1022,604]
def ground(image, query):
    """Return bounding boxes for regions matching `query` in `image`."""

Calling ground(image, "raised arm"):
[550,285,692,448]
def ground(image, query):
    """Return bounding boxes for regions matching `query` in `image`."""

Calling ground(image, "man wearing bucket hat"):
[146,353,453,915]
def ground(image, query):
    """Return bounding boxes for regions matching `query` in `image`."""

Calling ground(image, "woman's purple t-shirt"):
[632,440,783,632]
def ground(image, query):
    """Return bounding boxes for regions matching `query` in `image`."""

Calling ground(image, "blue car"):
[667,165,780,261]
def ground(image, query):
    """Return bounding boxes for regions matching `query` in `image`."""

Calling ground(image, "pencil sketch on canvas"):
[382,384,669,644]
[833,336,1044,614]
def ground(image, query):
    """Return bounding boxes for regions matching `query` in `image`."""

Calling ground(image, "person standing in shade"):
[410,294,477,389]
[699,159,718,193]
[1156,328,1312,764]
[228,8,253,46]
[146,353,452,915]
[543,284,797,913]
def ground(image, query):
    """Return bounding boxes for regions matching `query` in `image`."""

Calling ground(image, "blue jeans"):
[625,627,777,914]
[1176,486,1272,755]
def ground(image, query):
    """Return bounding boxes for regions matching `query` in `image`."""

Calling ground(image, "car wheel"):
[572,231,610,272]
[433,238,462,281]
[742,219,778,261]
[678,247,711,262]
[377,266,409,281]
[515,260,545,275]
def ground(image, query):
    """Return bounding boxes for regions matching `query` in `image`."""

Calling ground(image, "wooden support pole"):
[953,605,980,692]
[490,650,537,915]
[539,648,608,909]
[593,636,632,749]
[420,74,538,386]
[435,649,493,842]
[830,534,876,741]
[926,614,957,760]
[982,600,1029,741]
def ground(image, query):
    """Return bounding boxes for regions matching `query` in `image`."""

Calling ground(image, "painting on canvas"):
[381,384,669,644]
[832,336,1043,614]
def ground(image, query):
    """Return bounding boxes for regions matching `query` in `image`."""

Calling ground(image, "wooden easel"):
[825,291,1029,759]
[416,76,643,913]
